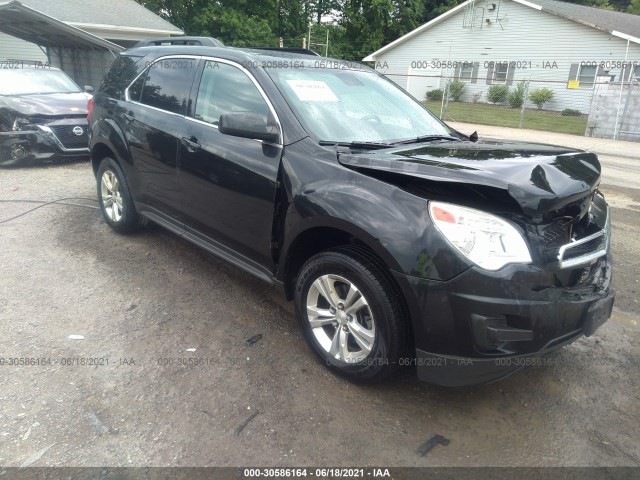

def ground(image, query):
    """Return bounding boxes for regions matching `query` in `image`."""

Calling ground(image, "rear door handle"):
[123,111,135,122]
[181,136,201,153]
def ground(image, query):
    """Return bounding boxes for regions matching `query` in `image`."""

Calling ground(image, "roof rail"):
[248,47,320,56]
[135,37,224,47]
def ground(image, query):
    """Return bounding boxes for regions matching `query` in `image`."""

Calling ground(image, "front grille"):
[532,192,610,269]
[558,228,608,269]
[540,218,573,255]
[48,124,89,150]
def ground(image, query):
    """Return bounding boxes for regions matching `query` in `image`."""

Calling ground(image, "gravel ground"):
[0,139,638,468]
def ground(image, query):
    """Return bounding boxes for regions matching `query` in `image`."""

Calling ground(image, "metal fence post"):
[519,79,530,129]
[443,78,451,120]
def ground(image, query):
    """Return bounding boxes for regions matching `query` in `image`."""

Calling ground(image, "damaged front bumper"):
[0,120,89,167]
[395,202,614,387]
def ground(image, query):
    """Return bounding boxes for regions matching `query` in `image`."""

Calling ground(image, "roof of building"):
[0,1,124,51]
[13,0,183,34]
[534,0,640,39]
[364,0,640,61]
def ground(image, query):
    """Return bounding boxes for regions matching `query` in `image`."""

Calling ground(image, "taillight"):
[87,97,94,124]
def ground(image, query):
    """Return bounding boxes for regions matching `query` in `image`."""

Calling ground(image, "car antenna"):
[469,131,479,142]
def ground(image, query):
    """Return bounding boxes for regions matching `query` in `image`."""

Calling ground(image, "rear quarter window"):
[99,55,144,99]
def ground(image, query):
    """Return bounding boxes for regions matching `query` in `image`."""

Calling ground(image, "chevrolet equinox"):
[88,37,614,386]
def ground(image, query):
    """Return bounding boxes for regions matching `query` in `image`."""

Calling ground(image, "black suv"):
[89,38,614,386]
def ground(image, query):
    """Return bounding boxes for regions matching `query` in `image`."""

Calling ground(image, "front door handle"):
[123,111,135,122]
[181,136,201,153]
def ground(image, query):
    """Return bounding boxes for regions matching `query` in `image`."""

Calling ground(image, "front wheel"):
[97,157,140,233]
[294,248,407,383]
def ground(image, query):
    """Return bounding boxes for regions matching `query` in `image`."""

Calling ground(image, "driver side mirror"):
[84,85,94,94]
[218,112,279,143]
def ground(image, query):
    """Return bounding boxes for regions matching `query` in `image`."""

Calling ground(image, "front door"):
[178,59,282,272]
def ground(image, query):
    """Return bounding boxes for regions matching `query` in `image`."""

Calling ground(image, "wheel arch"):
[90,117,132,175]
[278,220,404,300]
[90,141,116,175]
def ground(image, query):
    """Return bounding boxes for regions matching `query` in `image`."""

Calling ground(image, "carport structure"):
[0,0,123,88]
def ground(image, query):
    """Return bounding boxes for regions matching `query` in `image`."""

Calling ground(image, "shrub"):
[508,81,527,109]
[448,80,465,101]
[561,108,582,116]
[472,91,483,103]
[487,84,509,104]
[426,89,443,101]
[529,88,555,110]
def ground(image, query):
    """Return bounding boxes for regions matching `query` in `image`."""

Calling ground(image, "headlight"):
[429,201,532,271]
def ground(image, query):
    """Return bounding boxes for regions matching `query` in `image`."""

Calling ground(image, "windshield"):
[266,65,453,144]
[0,69,82,95]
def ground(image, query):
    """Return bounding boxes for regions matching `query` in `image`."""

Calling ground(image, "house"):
[0,0,182,87]
[363,0,640,127]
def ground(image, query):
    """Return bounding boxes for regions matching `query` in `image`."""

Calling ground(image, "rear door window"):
[138,58,198,115]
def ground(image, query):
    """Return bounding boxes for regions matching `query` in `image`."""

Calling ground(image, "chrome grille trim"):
[37,125,89,153]
[557,207,610,269]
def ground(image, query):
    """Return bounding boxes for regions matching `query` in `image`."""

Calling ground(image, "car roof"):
[121,44,374,72]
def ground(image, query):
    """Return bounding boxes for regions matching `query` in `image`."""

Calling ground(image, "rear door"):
[123,56,199,224]
[178,59,283,273]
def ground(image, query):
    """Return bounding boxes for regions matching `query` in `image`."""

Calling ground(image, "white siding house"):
[0,0,182,87]
[0,31,47,63]
[364,0,640,114]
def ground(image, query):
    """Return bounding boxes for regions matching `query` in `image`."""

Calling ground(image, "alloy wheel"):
[305,274,376,363]
[101,169,123,222]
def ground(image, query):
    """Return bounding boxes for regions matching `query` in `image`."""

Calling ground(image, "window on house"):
[576,65,598,85]
[620,64,640,83]
[460,63,473,82]
[493,62,509,83]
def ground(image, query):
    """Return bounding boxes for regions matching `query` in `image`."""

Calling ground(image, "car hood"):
[0,92,90,116]
[337,140,601,217]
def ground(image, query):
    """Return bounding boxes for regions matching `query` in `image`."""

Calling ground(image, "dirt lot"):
[0,134,639,468]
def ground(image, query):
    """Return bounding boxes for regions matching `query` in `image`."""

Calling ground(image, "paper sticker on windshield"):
[286,80,339,102]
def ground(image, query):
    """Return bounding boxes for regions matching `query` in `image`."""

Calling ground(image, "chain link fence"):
[385,70,640,141]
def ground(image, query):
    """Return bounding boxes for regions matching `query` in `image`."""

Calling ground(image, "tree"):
[135,0,313,47]
[421,0,463,23]
[310,0,343,24]
[134,0,209,33]
[342,0,423,60]
[629,0,640,13]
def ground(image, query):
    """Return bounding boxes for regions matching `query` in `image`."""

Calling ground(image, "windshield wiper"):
[319,140,394,150]
[392,135,460,145]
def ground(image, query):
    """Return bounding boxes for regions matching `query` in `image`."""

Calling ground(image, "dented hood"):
[338,140,601,216]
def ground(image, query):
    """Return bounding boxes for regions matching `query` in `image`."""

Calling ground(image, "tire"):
[294,247,407,383]
[96,157,140,233]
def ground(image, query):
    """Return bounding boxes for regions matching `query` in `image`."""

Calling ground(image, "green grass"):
[423,101,588,136]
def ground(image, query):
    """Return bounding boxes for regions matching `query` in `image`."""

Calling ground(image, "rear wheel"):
[294,248,407,383]
[97,157,140,233]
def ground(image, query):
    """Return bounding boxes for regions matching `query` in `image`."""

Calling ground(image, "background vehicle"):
[89,39,614,386]
[0,64,92,166]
